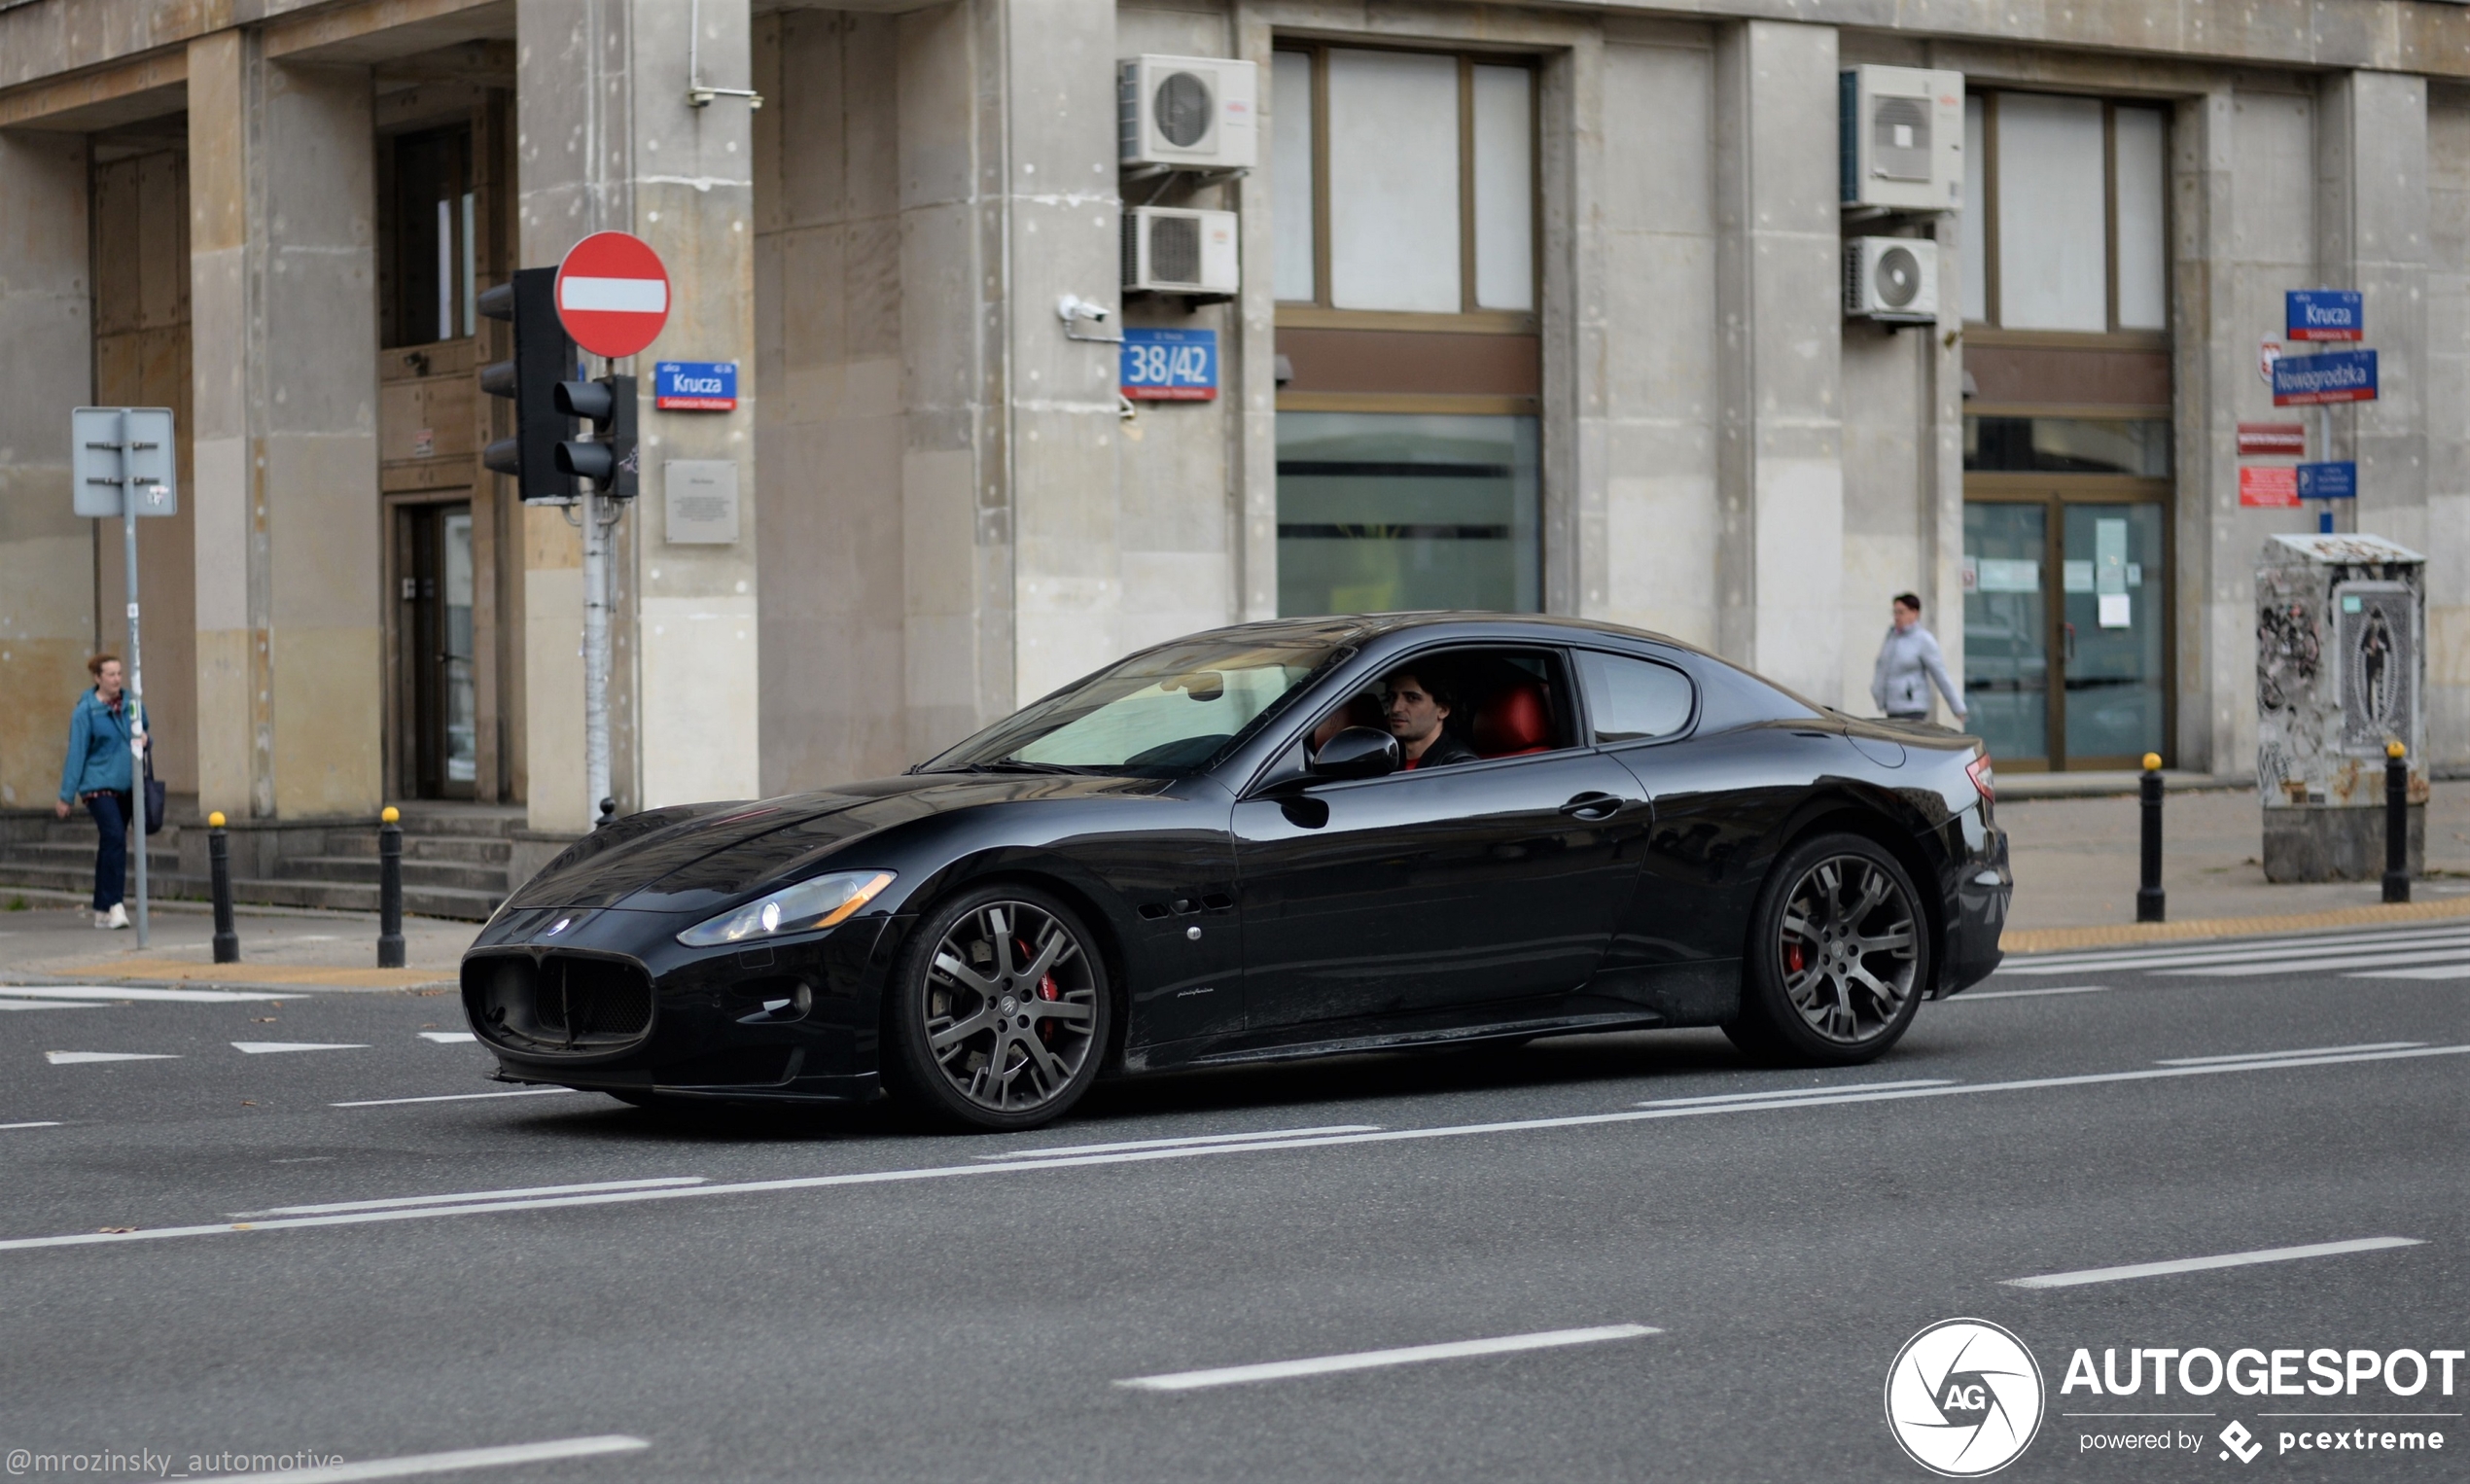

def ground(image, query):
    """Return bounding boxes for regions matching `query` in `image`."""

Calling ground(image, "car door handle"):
[1560,793,1621,821]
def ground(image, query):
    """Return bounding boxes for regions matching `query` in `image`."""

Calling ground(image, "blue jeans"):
[85,790,131,911]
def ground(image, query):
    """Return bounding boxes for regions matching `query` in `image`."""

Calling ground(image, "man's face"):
[1384,674,1447,748]
[1892,601,1920,632]
[94,662,123,698]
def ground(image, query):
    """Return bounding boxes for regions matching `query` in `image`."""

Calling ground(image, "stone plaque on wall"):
[664,460,739,545]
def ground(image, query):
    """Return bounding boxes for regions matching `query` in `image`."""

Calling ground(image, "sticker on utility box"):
[654,361,738,411]
[1120,329,1217,401]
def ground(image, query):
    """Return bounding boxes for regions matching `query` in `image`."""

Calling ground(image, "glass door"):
[398,501,476,798]
[1962,496,2168,768]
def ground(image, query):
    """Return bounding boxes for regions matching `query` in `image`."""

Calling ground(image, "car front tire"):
[1725,831,1929,1066]
[882,884,1112,1131]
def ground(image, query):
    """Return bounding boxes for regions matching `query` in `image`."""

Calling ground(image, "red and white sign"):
[2258,339,2280,384]
[555,231,670,359]
[2237,422,2307,456]
[2239,466,2299,508]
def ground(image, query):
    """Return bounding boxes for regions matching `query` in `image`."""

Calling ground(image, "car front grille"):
[465,952,654,1054]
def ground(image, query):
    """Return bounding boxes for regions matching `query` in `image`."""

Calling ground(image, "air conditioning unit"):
[1119,55,1257,170]
[1839,64,1963,211]
[1845,236,1939,323]
[1123,207,1240,297]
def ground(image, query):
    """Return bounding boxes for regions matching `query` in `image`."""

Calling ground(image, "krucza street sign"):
[2272,348,2378,406]
[555,231,670,359]
[2285,289,2364,342]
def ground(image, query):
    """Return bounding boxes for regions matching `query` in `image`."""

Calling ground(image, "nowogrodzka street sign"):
[2286,290,2363,342]
[555,231,670,359]
[2272,348,2378,406]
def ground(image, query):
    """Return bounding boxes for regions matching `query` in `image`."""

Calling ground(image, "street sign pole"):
[73,407,176,949]
[122,492,147,946]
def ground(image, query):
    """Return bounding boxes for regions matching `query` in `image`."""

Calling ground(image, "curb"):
[3,959,456,993]
[2000,893,2470,955]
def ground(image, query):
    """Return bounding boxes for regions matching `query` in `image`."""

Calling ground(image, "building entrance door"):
[397,501,477,798]
[1962,494,2169,770]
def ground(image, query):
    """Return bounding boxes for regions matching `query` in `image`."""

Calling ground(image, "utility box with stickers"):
[2253,535,2425,882]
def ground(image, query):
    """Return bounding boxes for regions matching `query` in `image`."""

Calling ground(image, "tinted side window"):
[1576,652,1695,742]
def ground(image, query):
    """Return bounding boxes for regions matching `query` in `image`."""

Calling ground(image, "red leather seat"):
[1473,681,1553,758]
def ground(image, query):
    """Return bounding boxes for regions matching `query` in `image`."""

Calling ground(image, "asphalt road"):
[0,925,2463,1483]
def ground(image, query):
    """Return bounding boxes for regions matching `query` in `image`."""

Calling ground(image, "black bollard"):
[207,811,239,963]
[2383,742,2410,904]
[377,805,406,968]
[2135,752,2166,923]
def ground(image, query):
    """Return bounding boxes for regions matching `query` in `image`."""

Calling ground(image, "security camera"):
[1057,294,1112,325]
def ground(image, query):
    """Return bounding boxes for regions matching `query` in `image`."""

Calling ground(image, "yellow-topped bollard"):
[206,810,238,962]
[2387,740,2407,760]
[2137,753,2166,922]
[381,805,401,824]
[376,805,406,967]
[2383,740,2411,902]
[207,810,226,829]
[2141,753,2162,772]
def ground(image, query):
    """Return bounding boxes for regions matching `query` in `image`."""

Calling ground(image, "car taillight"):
[1966,752,1995,803]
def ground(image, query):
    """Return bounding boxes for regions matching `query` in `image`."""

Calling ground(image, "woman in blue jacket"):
[54,654,145,930]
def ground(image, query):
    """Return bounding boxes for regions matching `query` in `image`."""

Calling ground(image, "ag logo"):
[1885,1318,2045,1476]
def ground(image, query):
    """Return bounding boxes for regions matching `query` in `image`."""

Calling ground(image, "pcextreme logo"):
[1886,1319,2047,1476]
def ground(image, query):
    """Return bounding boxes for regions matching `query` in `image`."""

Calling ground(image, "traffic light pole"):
[582,460,616,827]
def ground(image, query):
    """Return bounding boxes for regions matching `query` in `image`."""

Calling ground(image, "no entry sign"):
[555,231,670,359]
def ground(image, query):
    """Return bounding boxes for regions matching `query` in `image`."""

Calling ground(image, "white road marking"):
[1997,925,2470,973]
[232,1041,370,1054]
[1116,1324,1659,1392]
[2003,1237,2425,1290]
[12,1043,2464,1254]
[978,1124,1383,1159]
[418,1031,478,1043]
[1954,984,2111,1001]
[0,1001,106,1011]
[330,1088,577,1108]
[0,985,300,1003]
[2162,947,2470,977]
[204,1433,648,1484]
[2341,953,2470,977]
[1636,1078,1954,1108]
[229,1178,706,1219]
[44,1051,178,1065]
[2155,1042,2422,1066]
[1,1121,61,1130]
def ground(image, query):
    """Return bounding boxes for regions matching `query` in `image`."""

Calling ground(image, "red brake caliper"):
[1784,938,1805,974]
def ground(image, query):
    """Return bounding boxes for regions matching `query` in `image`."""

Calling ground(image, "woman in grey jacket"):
[1871,592,1967,724]
[54,654,145,930]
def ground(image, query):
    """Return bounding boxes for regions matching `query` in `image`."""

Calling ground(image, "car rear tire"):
[882,884,1112,1131]
[1724,832,1928,1066]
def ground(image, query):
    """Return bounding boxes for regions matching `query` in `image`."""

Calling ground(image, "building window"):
[1962,92,2168,333]
[382,124,476,348]
[1271,45,1541,618]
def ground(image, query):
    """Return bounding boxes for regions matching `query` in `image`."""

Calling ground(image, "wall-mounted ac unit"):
[1845,236,1939,323]
[1119,55,1257,170]
[1839,64,1963,211]
[1123,207,1240,298]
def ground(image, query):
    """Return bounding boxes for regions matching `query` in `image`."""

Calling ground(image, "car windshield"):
[922,638,1341,777]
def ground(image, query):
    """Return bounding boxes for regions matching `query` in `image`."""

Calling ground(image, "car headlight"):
[676,870,896,947]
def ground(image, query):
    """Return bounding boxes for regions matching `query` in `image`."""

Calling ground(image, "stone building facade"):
[1,0,2463,838]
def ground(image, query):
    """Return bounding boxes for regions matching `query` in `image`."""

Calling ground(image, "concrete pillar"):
[0,130,92,810]
[516,0,764,824]
[1712,20,1844,706]
[187,32,381,821]
[2315,72,2430,552]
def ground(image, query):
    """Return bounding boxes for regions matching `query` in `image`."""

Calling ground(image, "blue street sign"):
[2272,348,2378,406]
[653,361,737,410]
[2297,461,2356,500]
[2285,289,2363,341]
[1120,328,1217,401]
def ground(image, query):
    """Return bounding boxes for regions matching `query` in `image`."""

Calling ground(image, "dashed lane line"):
[229,1178,706,1220]
[0,985,301,1004]
[1953,984,2110,1001]
[977,1124,1383,1160]
[232,1042,371,1055]
[2002,1237,2426,1290]
[206,1434,648,1484]
[2,1042,2461,1255]
[1115,1324,1660,1392]
[330,1088,578,1108]
[2155,1042,2422,1066]
[43,1051,177,1065]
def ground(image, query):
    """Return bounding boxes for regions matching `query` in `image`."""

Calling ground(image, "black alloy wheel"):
[884,885,1111,1130]
[1726,832,1928,1066]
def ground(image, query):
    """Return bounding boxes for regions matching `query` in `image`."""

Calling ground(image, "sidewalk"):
[0,893,475,992]
[1997,779,2470,951]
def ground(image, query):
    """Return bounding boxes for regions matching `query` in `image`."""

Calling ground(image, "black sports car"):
[463,614,2010,1130]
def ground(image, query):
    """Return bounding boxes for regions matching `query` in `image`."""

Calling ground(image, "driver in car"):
[1382,669,1477,770]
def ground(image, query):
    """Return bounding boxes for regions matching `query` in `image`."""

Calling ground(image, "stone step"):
[0,841,184,874]
[0,861,211,902]
[228,876,501,920]
[382,805,529,837]
[274,855,509,893]
[321,832,512,864]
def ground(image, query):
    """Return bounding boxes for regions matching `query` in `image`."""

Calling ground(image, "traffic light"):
[476,266,576,503]
[554,375,639,500]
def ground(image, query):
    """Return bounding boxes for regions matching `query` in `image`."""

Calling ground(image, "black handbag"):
[142,742,164,836]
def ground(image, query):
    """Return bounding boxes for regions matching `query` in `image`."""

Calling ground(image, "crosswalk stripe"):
[1998,928,2470,975]
[2348,962,2470,980]
[2159,947,2470,977]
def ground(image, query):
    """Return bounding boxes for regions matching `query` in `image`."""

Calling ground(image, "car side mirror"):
[1310,726,1399,780]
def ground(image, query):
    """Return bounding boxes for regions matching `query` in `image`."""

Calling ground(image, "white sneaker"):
[94,910,113,930]
[105,902,130,930]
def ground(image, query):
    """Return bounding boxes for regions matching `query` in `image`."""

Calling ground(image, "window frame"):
[1272,41,1541,336]
[1966,89,2171,346]
[1570,647,1701,750]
